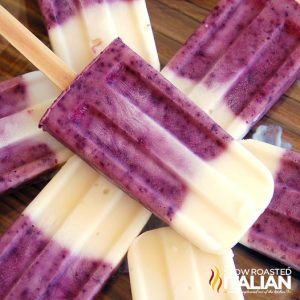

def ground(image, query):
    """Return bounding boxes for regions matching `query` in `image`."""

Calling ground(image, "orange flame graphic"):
[209,266,223,292]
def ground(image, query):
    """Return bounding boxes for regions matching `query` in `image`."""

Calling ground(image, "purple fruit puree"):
[39,0,134,29]
[167,0,300,123]
[167,0,265,81]
[40,38,231,222]
[38,0,78,29]
[0,76,27,118]
[248,150,300,269]
[0,139,59,194]
[0,215,113,299]
[0,215,49,297]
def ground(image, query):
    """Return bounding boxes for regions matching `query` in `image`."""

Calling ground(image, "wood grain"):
[0,0,299,299]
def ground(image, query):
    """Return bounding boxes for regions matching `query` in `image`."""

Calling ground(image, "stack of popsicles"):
[39,37,274,253]
[0,0,299,298]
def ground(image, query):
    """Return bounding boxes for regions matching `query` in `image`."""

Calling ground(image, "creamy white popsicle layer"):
[39,0,160,72]
[0,71,71,194]
[128,227,243,300]
[0,156,151,299]
[162,0,300,139]
[240,140,300,271]
[41,39,274,253]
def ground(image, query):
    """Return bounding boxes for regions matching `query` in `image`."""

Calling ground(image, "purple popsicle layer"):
[0,73,70,194]
[39,0,134,29]
[0,215,113,299]
[0,76,27,118]
[40,38,231,222]
[0,139,59,194]
[163,0,300,138]
[167,0,265,82]
[38,0,78,29]
[247,150,300,270]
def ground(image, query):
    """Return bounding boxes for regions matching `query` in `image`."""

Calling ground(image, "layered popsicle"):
[39,0,160,72]
[162,0,300,139]
[0,156,151,299]
[40,38,274,253]
[240,140,300,271]
[128,227,243,299]
[1,0,160,194]
[0,71,71,194]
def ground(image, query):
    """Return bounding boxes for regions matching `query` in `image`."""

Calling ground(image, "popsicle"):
[39,0,160,72]
[0,156,151,299]
[1,0,160,193]
[0,71,71,194]
[240,139,300,271]
[40,38,274,253]
[128,227,243,300]
[162,0,300,139]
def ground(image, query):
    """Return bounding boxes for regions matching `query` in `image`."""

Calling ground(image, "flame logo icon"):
[209,266,223,292]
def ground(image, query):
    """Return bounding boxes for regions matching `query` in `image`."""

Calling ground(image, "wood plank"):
[286,80,300,103]
[189,0,219,11]
[154,31,182,67]
[148,0,199,44]
[267,96,300,137]
[156,0,209,21]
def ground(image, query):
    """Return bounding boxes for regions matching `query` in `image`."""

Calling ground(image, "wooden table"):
[0,0,299,299]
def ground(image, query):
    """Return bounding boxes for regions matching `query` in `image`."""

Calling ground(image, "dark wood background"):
[0,0,299,299]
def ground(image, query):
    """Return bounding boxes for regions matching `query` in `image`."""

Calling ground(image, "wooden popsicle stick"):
[0,5,76,90]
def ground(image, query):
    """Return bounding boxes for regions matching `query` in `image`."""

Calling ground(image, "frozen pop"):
[39,0,160,72]
[0,71,71,194]
[128,227,243,300]
[0,156,151,299]
[162,0,300,139]
[40,38,274,253]
[0,0,159,193]
[240,140,300,271]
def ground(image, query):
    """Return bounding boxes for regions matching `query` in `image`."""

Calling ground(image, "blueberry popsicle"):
[128,227,243,300]
[40,38,274,253]
[0,71,71,194]
[0,156,151,299]
[1,0,159,194]
[162,0,300,139]
[240,140,300,271]
[39,0,160,72]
